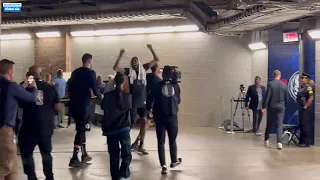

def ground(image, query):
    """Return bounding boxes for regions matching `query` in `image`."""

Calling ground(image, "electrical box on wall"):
[283,32,299,42]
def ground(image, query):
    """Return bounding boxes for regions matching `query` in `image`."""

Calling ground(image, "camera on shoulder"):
[162,66,181,84]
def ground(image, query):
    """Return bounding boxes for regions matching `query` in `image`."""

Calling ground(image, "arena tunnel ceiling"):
[1,0,320,34]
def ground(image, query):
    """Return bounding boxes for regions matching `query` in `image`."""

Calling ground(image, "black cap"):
[301,72,311,79]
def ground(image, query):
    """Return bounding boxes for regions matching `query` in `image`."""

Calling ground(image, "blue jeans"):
[107,130,132,180]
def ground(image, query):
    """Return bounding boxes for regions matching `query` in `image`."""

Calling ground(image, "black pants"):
[264,108,285,143]
[299,107,311,145]
[155,115,178,166]
[18,135,53,180]
[74,131,86,146]
[252,109,263,133]
[107,131,132,180]
[71,105,91,146]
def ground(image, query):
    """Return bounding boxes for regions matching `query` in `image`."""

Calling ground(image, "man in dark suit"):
[245,76,266,136]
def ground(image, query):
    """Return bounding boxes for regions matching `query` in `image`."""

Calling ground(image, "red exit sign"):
[283,32,299,42]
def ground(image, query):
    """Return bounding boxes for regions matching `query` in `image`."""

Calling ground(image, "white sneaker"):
[264,140,269,147]
[277,143,282,150]
[120,178,130,180]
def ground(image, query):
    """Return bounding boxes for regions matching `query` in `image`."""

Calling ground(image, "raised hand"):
[120,49,125,56]
[147,44,152,49]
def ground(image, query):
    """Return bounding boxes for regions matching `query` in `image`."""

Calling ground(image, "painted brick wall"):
[0,39,35,82]
[71,32,253,127]
[34,36,67,77]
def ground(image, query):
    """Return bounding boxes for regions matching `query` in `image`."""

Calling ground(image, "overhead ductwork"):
[1,8,186,29]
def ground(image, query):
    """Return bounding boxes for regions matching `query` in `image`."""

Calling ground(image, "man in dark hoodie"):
[101,73,132,180]
[146,65,182,175]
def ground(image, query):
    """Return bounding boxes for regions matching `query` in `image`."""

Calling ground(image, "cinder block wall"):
[0,31,269,128]
[71,32,253,127]
[0,39,35,81]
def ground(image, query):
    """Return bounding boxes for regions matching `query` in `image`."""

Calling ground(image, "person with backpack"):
[146,65,182,175]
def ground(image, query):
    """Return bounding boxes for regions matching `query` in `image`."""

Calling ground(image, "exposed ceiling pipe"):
[1,8,185,28]
[207,5,269,31]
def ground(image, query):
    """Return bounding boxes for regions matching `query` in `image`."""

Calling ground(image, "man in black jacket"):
[19,66,61,180]
[146,65,182,175]
[68,53,102,167]
[245,76,266,136]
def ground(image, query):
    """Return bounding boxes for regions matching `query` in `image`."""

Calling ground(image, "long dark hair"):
[114,73,125,109]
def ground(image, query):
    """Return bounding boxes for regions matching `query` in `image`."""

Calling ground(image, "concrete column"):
[34,28,71,76]
[298,33,304,75]
[314,17,320,145]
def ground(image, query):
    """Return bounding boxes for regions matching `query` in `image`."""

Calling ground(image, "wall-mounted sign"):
[283,32,299,42]
[3,3,22,13]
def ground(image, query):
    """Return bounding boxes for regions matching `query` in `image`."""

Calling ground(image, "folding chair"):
[281,111,300,145]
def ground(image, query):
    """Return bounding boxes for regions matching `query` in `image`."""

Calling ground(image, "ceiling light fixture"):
[70,25,199,37]
[70,31,96,37]
[248,42,267,50]
[36,31,61,38]
[308,29,320,39]
[0,33,31,40]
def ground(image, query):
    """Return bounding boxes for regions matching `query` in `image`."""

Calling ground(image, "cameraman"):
[146,65,182,175]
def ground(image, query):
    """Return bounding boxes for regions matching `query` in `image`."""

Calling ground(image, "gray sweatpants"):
[264,107,285,143]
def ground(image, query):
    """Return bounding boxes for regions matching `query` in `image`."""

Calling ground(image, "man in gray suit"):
[263,70,288,150]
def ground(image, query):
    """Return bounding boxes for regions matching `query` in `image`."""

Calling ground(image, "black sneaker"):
[161,166,167,175]
[69,157,82,168]
[170,158,182,168]
[81,154,92,163]
[131,142,139,151]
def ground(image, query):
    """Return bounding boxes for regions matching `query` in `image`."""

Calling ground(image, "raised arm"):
[113,49,126,74]
[146,44,159,70]
[12,80,37,103]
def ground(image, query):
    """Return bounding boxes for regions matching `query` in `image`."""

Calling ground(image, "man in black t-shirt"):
[68,53,102,167]
[19,66,61,180]
[113,44,159,155]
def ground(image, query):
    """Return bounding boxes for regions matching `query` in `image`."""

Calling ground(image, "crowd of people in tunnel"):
[0,44,182,180]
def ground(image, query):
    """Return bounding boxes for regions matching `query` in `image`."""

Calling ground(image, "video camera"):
[171,66,181,83]
[239,84,245,92]
[162,66,181,83]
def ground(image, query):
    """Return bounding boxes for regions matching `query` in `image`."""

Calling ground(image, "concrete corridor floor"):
[16,126,320,180]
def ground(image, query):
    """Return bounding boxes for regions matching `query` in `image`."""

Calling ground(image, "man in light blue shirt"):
[53,69,67,128]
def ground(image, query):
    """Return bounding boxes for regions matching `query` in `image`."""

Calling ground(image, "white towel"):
[128,59,147,85]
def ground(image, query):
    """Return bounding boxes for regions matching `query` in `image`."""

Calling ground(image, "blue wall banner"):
[268,43,299,129]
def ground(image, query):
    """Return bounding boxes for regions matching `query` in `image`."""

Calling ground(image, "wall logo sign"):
[288,71,299,100]
[3,3,22,13]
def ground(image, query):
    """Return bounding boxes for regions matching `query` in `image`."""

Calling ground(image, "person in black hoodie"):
[101,73,132,180]
[146,65,182,175]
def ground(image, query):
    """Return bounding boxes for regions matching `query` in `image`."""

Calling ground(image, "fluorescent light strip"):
[70,31,96,37]
[70,25,199,37]
[0,34,31,40]
[308,29,320,39]
[248,42,267,50]
[36,31,61,38]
